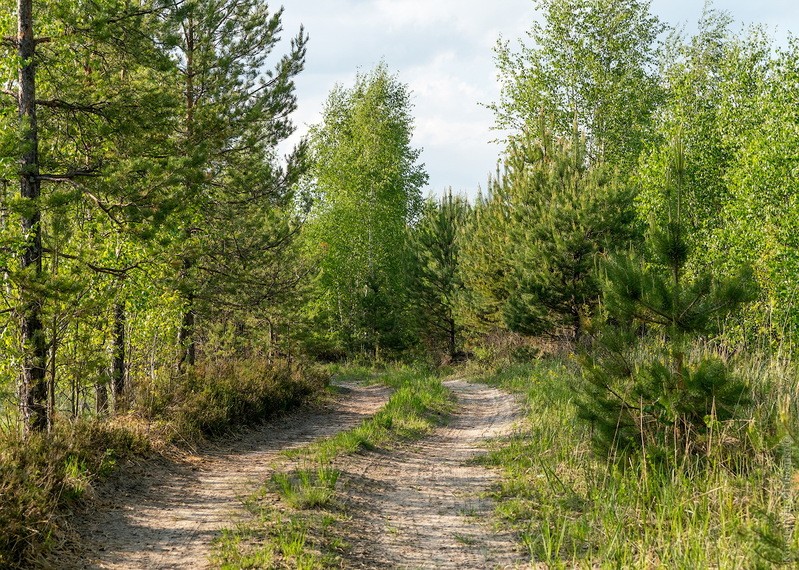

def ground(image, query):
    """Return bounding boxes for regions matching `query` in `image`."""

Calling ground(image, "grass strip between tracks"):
[211,365,453,569]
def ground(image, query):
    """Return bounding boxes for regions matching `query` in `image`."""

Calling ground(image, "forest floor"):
[62,378,523,569]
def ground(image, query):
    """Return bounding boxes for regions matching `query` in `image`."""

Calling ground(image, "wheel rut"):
[338,379,524,569]
[65,379,524,569]
[67,382,391,569]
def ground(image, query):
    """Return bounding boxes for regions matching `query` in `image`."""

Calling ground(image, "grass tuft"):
[271,467,341,510]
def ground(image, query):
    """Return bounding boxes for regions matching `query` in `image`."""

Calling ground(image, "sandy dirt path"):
[67,382,392,569]
[339,379,524,569]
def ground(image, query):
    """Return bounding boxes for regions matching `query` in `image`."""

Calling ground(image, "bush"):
[0,357,328,567]
[0,421,150,568]
[141,358,329,439]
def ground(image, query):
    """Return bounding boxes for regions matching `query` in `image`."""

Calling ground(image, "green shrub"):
[141,358,329,439]
[579,138,757,460]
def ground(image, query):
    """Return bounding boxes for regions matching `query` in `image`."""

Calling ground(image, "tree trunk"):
[18,0,48,434]
[177,18,197,371]
[448,316,456,361]
[48,315,56,430]
[178,293,196,370]
[111,301,127,411]
[96,381,108,415]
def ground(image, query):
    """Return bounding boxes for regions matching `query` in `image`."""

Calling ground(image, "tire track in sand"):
[339,379,524,569]
[68,382,391,569]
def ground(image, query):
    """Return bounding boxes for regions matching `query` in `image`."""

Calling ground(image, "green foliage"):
[457,123,636,345]
[712,37,799,346]
[500,125,637,339]
[141,359,328,439]
[480,360,799,568]
[579,138,758,458]
[456,188,515,336]
[493,0,663,166]
[635,9,799,348]
[409,190,470,359]
[166,0,310,365]
[0,0,311,429]
[303,64,427,358]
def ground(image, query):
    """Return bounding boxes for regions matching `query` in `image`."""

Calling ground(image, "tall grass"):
[480,356,799,568]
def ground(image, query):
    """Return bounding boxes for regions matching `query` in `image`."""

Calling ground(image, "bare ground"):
[339,379,524,569]
[65,382,391,569]
[64,378,525,569]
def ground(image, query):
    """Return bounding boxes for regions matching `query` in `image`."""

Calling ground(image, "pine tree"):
[168,0,308,367]
[501,126,637,340]
[409,190,469,360]
[1,0,177,431]
[578,136,757,459]
[456,183,515,336]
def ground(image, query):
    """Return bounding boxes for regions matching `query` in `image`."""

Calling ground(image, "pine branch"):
[3,36,51,46]
[35,98,111,117]
[42,248,142,276]
[37,169,101,182]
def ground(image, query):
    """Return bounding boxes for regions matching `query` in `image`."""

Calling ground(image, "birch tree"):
[306,64,426,356]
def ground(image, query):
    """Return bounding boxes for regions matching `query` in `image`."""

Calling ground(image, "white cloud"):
[278,0,798,197]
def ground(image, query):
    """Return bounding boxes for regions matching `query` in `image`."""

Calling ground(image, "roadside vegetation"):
[480,357,799,568]
[211,365,453,568]
[0,360,325,569]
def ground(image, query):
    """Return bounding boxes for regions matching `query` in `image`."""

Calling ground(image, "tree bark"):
[448,316,456,361]
[177,18,196,371]
[96,381,108,415]
[178,290,196,370]
[18,0,48,434]
[111,301,127,411]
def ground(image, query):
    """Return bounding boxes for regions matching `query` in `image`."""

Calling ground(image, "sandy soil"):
[66,382,391,569]
[64,378,525,569]
[339,379,523,569]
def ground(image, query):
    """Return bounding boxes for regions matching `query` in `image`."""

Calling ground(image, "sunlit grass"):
[479,358,799,568]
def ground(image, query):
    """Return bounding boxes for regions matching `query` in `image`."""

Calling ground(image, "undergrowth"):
[141,359,329,439]
[479,358,799,568]
[0,358,327,569]
[211,364,453,568]
[0,421,150,568]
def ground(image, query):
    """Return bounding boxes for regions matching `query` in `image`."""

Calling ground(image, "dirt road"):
[68,379,524,569]
[69,383,392,569]
[341,379,522,569]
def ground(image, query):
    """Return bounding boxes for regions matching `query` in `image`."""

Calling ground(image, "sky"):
[276,1,797,197]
